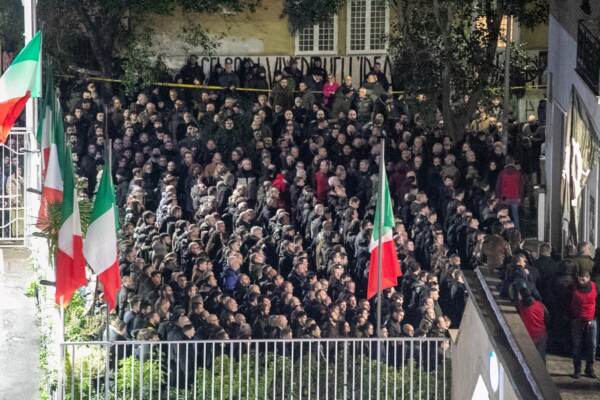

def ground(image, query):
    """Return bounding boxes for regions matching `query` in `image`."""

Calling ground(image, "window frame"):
[346,0,390,55]
[294,15,339,56]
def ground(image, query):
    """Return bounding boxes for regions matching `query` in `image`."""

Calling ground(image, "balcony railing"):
[576,19,600,96]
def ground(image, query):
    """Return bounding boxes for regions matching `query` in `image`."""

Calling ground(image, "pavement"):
[546,353,600,399]
[0,247,40,400]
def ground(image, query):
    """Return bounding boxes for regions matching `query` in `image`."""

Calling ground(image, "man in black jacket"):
[385,305,405,337]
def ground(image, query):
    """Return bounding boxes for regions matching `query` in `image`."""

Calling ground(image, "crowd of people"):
[59,55,579,365]
[505,241,599,378]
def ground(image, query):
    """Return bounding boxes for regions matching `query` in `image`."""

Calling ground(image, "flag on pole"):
[367,170,402,299]
[37,68,55,174]
[55,146,86,306]
[37,93,64,228]
[0,31,42,144]
[84,167,121,311]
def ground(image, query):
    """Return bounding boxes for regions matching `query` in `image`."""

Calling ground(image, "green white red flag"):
[367,169,402,299]
[0,31,42,144]
[37,91,64,228]
[83,167,121,311]
[37,69,55,175]
[55,146,86,306]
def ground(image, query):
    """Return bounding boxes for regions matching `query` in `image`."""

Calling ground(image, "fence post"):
[105,342,110,400]
[343,341,348,400]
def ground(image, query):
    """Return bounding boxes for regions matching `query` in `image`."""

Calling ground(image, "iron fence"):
[0,127,30,244]
[58,337,450,400]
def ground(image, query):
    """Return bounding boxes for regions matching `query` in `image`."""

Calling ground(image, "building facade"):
[145,0,394,87]
[545,0,600,249]
[144,0,547,90]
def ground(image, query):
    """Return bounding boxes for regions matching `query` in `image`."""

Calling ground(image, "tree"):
[0,0,23,62]
[29,0,261,80]
[284,0,547,141]
[389,0,548,141]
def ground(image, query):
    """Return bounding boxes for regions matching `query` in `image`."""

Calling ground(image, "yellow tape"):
[57,74,546,95]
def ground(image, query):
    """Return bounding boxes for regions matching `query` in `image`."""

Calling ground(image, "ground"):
[0,247,40,400]
[546,353,600,400]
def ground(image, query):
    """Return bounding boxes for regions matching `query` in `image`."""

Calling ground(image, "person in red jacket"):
[495,156,524,230]
[314,159,331,204]
[570,271,597,378]
[517,287,549,362]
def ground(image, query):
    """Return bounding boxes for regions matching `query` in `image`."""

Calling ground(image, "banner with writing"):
[167,55,394,88]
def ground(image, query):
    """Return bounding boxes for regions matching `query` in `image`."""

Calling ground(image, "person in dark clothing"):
[385,306,405,337]
[177,55,205,84]
[61,58,517,354]
[572,242,595,277]
[533,243,560,303]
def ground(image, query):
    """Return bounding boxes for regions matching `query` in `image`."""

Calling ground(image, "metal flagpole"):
[102,103,112,342]
[376,137,385,336]
[376,137,385,400]
[502,14,512,149]
[57,295,64,399]
[103,104,112,400]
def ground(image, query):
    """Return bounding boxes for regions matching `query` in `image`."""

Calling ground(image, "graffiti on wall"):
[186,55,393,88]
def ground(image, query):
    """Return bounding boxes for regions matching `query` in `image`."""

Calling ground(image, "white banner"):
[168,55,394,88]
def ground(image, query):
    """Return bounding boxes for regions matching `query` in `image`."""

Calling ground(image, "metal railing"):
[58,337,450,400]
[576,19,600,96]
[0,127,29,244]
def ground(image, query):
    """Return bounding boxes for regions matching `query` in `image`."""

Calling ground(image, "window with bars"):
[295,15,337,55]
[347,0,389,53]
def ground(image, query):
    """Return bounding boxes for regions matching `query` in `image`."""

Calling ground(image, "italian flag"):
[37,93,64,228]
[0,31,42,144]
[83,167,121,311]
[55,146,86,306]
[367,169,402,299]
[37,72,55,175]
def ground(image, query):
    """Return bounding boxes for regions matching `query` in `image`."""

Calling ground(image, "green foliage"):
[25,279,40,297]
[120,32,165,96]
[119,15,223,95]
[61,345,449,400]
[38,335,52,400]
[64,292,105,342]
[178,0,261,13]
[0,0,23,53]
[388,0,548,140]
[282,0,345,32]
[63,345,107,400]
[177,16,223,57]
[33,0,260,79]
[38,192,92,263]
[113,354,165,398]
[64,352,168,400]
[194,345,448,399]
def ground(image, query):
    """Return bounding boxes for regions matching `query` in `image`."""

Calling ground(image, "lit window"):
[295,15,338,55]
[347,0,389,53]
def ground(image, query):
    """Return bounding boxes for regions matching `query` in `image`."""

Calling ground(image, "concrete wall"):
[143,0,393,61]
[145,0,293,58]
[545,14,600,248]
[452,299,520,400]
[142,1,549,61]
[520,23,549,50]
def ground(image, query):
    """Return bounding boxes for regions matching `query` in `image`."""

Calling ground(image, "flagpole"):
[376,137,385,400]
[57,295,64,399]
[376,137,385,336]
[103,104,112,345]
